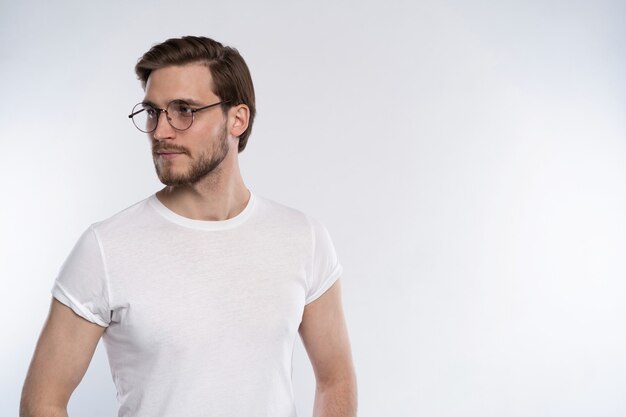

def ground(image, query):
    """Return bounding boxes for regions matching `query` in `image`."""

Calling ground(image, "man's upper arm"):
[299,279,356,386]
[21,298,105,415]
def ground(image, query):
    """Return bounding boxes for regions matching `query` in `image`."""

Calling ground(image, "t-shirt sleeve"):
[51,225,111,327]
[305,216,343,305]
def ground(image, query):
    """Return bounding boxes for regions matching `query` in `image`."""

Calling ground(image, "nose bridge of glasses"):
[150,107,175,135]
[155,108,170,120]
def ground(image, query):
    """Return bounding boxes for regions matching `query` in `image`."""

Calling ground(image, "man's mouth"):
[155,150,185,160]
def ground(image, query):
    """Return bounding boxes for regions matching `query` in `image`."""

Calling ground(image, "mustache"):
[152,144,188,154]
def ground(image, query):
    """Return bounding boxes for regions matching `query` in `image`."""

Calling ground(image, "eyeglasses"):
[128,99,229,133]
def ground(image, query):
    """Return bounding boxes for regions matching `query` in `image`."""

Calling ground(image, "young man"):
[21,36,357,417]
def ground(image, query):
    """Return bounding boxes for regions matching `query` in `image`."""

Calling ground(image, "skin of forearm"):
[312,378,358,417]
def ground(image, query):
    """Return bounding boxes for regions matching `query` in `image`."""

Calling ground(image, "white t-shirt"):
[52,192,342,417]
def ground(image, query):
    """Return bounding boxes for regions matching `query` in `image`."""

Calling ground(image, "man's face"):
[143,63,230,186]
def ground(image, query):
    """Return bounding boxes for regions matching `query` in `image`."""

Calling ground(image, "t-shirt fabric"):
[52,191,342,417]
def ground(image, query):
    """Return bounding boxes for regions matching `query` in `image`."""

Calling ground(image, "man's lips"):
[154,150,185,160]
[154,148,186,154]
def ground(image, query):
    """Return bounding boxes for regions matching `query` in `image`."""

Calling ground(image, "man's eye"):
[175,104,193,116]
[145,108,157,118]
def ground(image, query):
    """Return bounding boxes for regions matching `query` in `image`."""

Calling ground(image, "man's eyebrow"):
[177,98,204,106]
[141,98,205,107]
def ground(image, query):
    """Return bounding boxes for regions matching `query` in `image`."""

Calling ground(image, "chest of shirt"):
[100,229,310,354]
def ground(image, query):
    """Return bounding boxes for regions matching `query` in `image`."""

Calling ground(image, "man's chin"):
[157,170,208,187]
[157,176,191,187]
[156,169,188,187]
[159,179,189,187]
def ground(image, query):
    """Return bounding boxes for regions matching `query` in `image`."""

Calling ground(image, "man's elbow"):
[316,367,358,397]
[313,373,358,417]
[20,402,68,417]
[20,388,68,417]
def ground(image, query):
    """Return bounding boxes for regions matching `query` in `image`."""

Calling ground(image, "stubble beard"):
[153,126,230,187]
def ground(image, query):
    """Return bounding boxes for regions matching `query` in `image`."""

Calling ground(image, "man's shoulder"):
[253,194,317,230]
[90,194,155,237]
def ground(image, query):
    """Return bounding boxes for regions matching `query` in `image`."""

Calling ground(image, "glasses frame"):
[128,99,231,133]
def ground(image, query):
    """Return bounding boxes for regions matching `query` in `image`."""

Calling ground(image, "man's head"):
[135,36,256,153]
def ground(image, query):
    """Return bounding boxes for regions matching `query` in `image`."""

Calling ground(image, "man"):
[21,36,357,417]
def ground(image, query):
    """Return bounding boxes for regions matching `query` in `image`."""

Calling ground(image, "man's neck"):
[155,163,250,222]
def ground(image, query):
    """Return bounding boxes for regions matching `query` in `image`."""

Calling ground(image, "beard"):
[152,126,229,186]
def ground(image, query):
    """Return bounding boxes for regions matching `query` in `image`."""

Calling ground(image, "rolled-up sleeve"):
[52,225,111,327]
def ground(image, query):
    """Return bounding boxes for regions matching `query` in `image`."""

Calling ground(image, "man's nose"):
[153,110,175,140]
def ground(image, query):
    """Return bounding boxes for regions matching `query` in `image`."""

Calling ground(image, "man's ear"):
[229,104,250,138]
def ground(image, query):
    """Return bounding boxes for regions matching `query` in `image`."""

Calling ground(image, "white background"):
[2,1,625,416]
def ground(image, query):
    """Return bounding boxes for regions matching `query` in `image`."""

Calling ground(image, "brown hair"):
[135,36,256,153]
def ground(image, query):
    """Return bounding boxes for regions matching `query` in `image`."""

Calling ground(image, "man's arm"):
[20,298,105,417]
[299,279,357,417]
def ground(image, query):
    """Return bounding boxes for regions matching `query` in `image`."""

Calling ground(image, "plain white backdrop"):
[2,1,625,416]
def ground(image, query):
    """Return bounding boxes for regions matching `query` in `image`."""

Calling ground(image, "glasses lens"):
[167,100,194,130]
[131,103,157,133]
